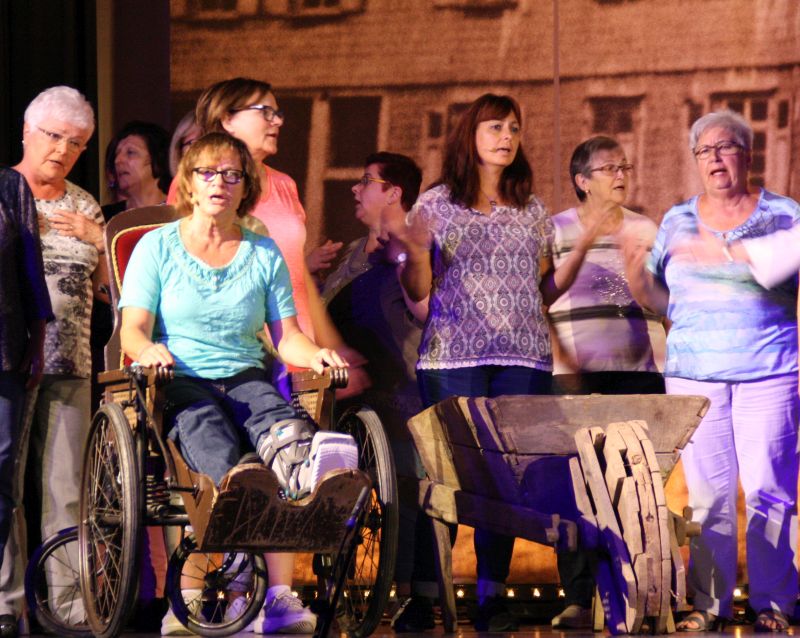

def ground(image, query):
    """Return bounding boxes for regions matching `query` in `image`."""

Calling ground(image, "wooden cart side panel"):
[480,394,709,459]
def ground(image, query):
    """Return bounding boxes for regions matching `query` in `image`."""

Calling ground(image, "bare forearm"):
[399,251,432,302]
[540,241,592,306]
[628,269,669,316]
[120,325,154,362]
[276,330,322,369]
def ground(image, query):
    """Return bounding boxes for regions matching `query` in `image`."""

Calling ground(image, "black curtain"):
[0,0,98,196]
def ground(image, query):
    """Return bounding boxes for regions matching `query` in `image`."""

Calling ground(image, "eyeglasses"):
[693,141,744,160]
[229,104,285,123]
[192,167,244,184]
[36,126,86,153]
[589,163,634,176]
[357,175,389,187]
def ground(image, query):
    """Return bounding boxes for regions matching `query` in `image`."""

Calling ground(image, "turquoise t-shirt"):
[648,189,799,382]
[119,220,296,379]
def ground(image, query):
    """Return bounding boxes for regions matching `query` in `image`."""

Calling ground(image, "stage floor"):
[32,624,783,637]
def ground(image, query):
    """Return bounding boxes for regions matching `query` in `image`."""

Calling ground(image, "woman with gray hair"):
[624,110,799,632]
[0,86,108,637]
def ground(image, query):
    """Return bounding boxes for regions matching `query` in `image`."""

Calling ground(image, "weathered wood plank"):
[199,466,370,552]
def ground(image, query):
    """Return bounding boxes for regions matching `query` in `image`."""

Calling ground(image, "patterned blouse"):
[37,181,104,378]
[414,184,555,371]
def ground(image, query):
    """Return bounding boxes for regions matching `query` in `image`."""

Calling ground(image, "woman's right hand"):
[136,342,175,368]
[381,207,431,257]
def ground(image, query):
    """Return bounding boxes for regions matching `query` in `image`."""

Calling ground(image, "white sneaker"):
[254,591,317,634]
[161,589,203,636]
[223,595,254,632]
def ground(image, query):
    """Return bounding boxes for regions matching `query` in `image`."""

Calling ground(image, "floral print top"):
[36,181,104,378]
[413,184,555,371]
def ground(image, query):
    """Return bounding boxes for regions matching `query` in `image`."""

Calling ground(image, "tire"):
[166,535,268,636]
[25,526,91,638]
[78,403,142,638]
[331,406,399,638]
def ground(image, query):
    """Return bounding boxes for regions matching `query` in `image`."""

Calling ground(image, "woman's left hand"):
[49,209,104,251]
[309,347,349,374]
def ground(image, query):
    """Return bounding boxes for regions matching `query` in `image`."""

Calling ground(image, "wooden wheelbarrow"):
[407,394,709,634]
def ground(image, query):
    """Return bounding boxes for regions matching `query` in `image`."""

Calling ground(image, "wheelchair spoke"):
[79,403,141,638]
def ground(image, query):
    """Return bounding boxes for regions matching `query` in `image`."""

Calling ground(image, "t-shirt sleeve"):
[647,218,669,285]
[263,246,297,323]
[118,232,162,314]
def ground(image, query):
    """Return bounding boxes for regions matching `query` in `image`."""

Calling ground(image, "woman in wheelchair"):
[118,132,347,634]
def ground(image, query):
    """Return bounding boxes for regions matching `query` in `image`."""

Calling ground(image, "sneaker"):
[391,596,436,632]
[474,597,518,632]
[161,589,203,636]
[223,595,254,632]
[254,590,316,634]
[551,604,592,629]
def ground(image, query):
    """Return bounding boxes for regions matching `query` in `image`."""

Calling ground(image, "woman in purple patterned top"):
[386,93,604,633]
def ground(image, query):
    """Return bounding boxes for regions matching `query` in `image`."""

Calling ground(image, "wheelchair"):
[27,206,398,638]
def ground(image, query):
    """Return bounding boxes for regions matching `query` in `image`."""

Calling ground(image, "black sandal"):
[676,610,724,633]
[754,609,790,633]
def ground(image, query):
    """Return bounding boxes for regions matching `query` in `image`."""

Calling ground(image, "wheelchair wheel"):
[78,403,142,638]
[25,526,91,638]
[166,535,268,636]
[331,406,399,638]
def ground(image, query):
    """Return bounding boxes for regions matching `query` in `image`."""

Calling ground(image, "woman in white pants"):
[625,110,799,633]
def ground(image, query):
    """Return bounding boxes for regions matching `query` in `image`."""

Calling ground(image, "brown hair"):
[195,77,273,134]
[437,93,533,209]
[175,132,261,218]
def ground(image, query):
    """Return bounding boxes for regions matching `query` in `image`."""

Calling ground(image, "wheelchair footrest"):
[196,465,371,553]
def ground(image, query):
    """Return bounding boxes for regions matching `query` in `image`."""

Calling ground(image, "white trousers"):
[667,374,799,617]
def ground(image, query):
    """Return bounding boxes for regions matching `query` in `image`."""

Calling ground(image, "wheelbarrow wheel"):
[166,535,268,637]
[574,421,671,634]
[78,403,142,638]
[328,406,399,638]
[25,526,91,638]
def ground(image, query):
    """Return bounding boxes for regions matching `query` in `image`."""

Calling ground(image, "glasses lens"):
[194,168,216,182]
[221,170,243,184]
[718,142,739,155]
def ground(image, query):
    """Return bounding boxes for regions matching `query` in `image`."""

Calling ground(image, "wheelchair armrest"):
[289,366,349,392]
[290,366,349,430]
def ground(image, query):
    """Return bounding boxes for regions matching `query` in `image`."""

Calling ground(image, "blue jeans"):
[164,368,299,485]
[0,373,24,571]
[416,365,552,598]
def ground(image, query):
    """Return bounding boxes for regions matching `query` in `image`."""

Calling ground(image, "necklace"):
[480,188,499,206]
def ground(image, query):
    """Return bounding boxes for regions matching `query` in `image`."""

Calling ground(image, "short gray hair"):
[689,109,753,152]
[24,86,95,136]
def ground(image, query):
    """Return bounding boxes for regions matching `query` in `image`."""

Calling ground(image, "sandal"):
[676,610,723,633]
[755,609,790,633]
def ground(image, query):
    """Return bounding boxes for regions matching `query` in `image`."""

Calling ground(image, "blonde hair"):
[175,132,261,218]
